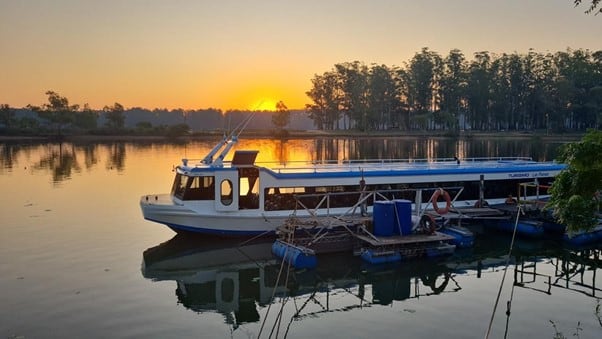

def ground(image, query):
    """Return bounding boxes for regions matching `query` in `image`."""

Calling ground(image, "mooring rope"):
[503,278,517,339]
[484,205,522,339]
[258,226,295,339]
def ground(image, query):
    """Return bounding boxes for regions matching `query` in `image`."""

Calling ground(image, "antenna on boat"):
[211,111,256,167]
[201,111,255,165]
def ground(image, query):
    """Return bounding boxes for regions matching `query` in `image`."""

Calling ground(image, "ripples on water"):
[1,138,600,339]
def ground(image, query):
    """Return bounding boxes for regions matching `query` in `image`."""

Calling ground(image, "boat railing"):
[254,156,537,173]
[289,185,465,221]
[180,156,539,171]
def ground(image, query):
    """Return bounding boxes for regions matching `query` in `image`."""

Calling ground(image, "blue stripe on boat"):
[266,164,566,179]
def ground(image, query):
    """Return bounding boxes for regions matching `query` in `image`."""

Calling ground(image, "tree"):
[335,61,370,130]
[165,123,190,138]
[402,48,443,130]
[466,51,493,130]
[104,103,125,130]
[306,71,343,130]
[29,91,79,136]
[272,101,290,131]
[574,0,601,14]
[73,103,98,130]
[367,64,399,130]
[439,49,468,130]
[548,129,602,233]
[0,104,15,129]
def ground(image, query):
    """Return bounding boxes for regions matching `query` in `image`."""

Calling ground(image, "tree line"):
[0,92,309,137]
[305,48,602,133]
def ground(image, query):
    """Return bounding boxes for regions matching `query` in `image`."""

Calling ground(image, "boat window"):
[171,174,188,199]
[221,179,233,206]
[264,185,365,211]
[184,176,215,200]
[239,167,259,209]
[171,174,215,200]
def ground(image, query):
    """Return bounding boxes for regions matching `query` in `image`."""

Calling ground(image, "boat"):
[139,128,566,236]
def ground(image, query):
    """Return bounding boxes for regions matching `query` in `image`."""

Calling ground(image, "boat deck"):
[354,232,454,246]
[428,207,509,221]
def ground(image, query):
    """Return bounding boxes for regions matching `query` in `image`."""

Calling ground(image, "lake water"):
[1,137,601,339]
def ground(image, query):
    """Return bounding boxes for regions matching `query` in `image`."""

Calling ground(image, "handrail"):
[176,156,553,171]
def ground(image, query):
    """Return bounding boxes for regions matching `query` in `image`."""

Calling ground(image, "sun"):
[250,99,278,111]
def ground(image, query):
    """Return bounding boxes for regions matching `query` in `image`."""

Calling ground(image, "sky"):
[1,0,601,111]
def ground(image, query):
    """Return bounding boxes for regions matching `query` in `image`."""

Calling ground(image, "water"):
[1,137,600,339]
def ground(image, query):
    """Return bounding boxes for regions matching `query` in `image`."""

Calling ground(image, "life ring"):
[420,214,437,234]
[432,189,451,215]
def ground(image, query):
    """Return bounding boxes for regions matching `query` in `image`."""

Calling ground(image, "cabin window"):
[171,173,215,200]
[171,173,188,199]
[239,167,259,209]
[220,179,233,206]
[264,185,365,211]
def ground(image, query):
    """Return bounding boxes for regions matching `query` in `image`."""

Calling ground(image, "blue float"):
[563,225,602,246]
[425,243,456,257]
[438,225,474,248]
[361,249,402,264]
[496,219,545,238]
[272,240,317,269]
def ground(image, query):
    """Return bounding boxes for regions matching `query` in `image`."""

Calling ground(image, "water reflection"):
[141,235,458,328]
[141,234,601,329]
[0,143,20,172]
[106,143,126,171]
[34,143,81,183]
[82,143,99,169]
[0,137,572,183]
[310,136,562,163]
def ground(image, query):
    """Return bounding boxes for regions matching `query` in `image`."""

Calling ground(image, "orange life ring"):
[432,189,451,215]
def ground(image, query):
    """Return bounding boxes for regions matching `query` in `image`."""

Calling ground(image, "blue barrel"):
[272,241,317,269]
[373,201,395,236]
[393,199,412,235]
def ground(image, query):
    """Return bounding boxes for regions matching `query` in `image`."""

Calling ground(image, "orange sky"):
[1,0,600,111]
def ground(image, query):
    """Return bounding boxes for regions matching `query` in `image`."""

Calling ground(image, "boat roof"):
[177,152,566,178]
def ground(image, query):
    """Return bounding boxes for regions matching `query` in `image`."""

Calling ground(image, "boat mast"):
[211,112,256,167]
[201,112,255,166]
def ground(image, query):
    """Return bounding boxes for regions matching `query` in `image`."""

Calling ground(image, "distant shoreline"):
[0,130,584,142]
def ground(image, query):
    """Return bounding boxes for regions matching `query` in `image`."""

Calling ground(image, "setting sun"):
[250,99,278,111]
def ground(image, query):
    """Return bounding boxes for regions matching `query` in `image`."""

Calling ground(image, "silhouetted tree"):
[104,103,125,130]
[272,101,290,130]
[29,91,79,136]
[574,0,601,14]
[0,104,15,129]
[306,71,342,130]
[73,103,98,130]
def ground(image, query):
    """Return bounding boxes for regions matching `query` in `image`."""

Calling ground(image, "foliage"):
[548,129,602,233]
[73,104,98,130]
[0,104,15,128]
[272,101,290,130]
[574,0,601,14]
[165,123,190,138]
[103,103,125,130]
[135,121,153,131]
[305,48,602,133]
[28,91,80,136]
